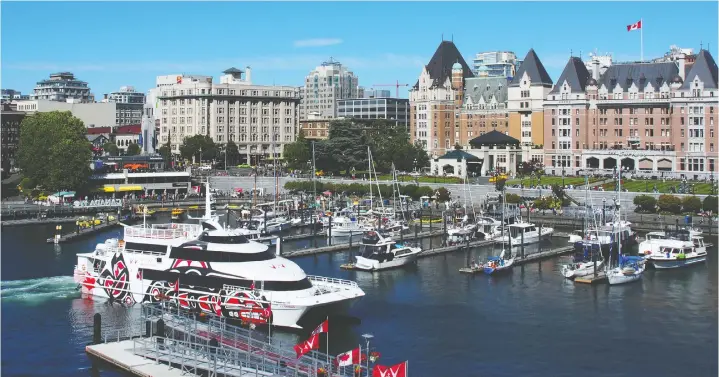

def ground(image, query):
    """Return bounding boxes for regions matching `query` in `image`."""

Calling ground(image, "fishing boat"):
[638,228,704,256]
[644,238,707,269]
[483,250,514,275]
[354,231,423,271]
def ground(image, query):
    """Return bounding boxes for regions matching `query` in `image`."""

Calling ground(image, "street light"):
[361,333,374,377]
[562,168,565,188]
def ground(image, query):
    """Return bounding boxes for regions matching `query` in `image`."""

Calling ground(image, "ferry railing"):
[140,303,354,377]
[307,275,360,289]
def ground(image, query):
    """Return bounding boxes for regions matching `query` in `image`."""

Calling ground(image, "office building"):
[31,72,95,103]
[15,99,116,128]
[104,86,145,126]
[337,97,410,129]
[363,89,392,98]
[300,58,359,119]
[154,67,300,163]
[299,113,331,140]
[1,89,29,102]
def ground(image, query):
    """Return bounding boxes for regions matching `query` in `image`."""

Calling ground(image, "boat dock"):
[45,220,121,243]
[86,304,364,377]
[574,273,609,284]
[281,230,445,258]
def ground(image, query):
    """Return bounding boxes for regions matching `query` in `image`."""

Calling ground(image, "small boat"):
[475,216,503,240]
[638,228,703,256]
[354,231,423,271]
[607,256,645,285]
[329,216,367,237]
[644,238,707,269]
[495,222,553,246]
[561,259,605,279]
[483,251,514,275]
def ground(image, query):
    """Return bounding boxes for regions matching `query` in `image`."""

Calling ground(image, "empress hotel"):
[410,42,718,179]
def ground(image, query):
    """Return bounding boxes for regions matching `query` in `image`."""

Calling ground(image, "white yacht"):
[638,228,704,256]
[607,256,646,285]
[72,221,364,329]
[495,222,553,246]
[328,216,367,237]
[354,231,423,271]
[475,216,503,240]
[644,238,707,269]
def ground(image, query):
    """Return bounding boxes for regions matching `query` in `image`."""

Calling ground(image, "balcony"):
[596,96,671,105]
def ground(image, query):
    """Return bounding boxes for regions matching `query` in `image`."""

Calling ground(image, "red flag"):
[262,304,272,320]
[293,333,319,359]
[311,319,328,335]
[250,281,255,290]
[336,347,361,367]
[627,20,642,31]
[372,362,408,377]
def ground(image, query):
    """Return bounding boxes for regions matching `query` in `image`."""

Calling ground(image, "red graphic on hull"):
[172,259,208,269]
[82,275,96,291]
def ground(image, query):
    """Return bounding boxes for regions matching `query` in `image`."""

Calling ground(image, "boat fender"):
[644,250,651,255]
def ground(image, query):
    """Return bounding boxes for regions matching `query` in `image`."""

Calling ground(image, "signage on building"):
[172,183,187,188]
[73,199,123,208]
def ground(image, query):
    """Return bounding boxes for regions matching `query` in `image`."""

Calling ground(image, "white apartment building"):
[32,72,95,103]
[472,51,519,78]
[14,99,116,128]
[154,67,300,163]
[300,58,359,119]
[103,86,145,126]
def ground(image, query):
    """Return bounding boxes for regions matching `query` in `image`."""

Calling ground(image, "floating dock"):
[574,273,608,284]
[45,220,120,243]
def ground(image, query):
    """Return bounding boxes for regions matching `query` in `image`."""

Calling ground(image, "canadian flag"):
[311,319,328,336]
[372,362,408,377]
[336,347,361,367]
[627,20,642,31]
[293,333,319,359]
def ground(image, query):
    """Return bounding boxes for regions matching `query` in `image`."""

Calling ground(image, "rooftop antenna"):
[570,49,573,57]
[700,41,703,50]
[441,33,444,41]
[580,50,582,59]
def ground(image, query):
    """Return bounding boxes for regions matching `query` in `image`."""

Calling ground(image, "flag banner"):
[372,361,408,377]
[627,20,642,31]
[311,319,328,335]
[336,347,361,367]
[293,333,319,359]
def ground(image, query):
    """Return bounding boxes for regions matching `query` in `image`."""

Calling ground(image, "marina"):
[45,219,121,243]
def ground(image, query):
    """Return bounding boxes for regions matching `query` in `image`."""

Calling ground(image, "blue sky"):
[2,2,717,99]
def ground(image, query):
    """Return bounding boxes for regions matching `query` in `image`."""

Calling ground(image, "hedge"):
[284,180,443,201]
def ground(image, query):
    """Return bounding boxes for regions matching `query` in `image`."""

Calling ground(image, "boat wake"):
[1,276,80,303]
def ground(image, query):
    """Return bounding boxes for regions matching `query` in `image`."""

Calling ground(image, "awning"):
[103,187,115,193]
[118,186,143,192]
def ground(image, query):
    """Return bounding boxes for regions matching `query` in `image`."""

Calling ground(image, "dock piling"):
[93,313,102,345]
[328,216,332,246]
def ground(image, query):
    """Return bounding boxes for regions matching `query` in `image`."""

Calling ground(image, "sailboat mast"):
[368,146,373,210]
[617,163,622,259]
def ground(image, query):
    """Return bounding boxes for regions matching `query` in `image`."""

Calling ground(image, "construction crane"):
[372,80,410,98]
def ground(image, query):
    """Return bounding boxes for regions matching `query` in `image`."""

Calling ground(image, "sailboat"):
[561,176,605,280]
[483,190,514,275]
[607,165,645,285]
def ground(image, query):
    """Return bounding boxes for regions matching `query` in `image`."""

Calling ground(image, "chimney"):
[592,58,600,81]
[103,93,108,100]
[678,53,686,81]
[245,66,252,83]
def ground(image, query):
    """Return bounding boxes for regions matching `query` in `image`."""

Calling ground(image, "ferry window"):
[169,248,275,262]
[199,234,250,244]
[263,278,313,291]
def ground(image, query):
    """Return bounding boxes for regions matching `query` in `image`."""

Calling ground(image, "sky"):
[2,1,717,99]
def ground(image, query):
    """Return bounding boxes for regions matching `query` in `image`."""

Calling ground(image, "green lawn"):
[601,180,716,195]
[506,176,602,187]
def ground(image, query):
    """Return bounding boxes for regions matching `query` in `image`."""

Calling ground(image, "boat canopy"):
[487,256,501,261]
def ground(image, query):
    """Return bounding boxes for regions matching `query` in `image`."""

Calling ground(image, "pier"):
[45,220,121,243]
[86,304,362,377]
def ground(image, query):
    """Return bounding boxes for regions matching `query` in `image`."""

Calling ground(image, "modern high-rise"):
[542,49,718,178]
[103,86,145,126]
[1,89,29,102]
[154,67,300,163]
[409,40,474,157]
[300,58,359,119]
[472,51,519,78]
[31,72,95,103]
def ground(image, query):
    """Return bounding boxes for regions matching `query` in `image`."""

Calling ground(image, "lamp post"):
[562,168,566,188]
[361,333,374,377]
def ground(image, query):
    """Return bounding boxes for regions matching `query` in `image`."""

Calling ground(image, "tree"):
[103,142,119,156]
[703,196,718,213]
[17,111,91,192]
[220,140,240,166]
[435,187,451,202]
[180,135,217,163]
[317,120,370,174]
[633,195,657,213]
[657,194,682,214]
[125,142,141,156]
[681,196,702,214]
[283,131,311,169]
[504,193,522,204]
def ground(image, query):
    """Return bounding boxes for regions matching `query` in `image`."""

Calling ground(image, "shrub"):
[633,195,657,213]
[681,196,702,214]
[657,194,682,214]
[703,196,718,212]
[505,193,522,204]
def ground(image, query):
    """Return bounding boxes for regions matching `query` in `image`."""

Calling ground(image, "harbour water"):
[1,218,717,377]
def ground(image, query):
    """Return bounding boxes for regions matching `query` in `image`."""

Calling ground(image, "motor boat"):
[573,223,637,256]
[638,228,703,256]
[475,216,502,240]
[495,222,553,246]
[354,231,423,271]
[644,238,707,269]
[482,250,514,275]
[561,259,605,279]
[328,216,367,237]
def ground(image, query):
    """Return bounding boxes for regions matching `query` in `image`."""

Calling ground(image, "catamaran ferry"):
[72,219,365,329]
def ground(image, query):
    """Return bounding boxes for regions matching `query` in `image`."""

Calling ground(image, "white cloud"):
[293,38,343,48]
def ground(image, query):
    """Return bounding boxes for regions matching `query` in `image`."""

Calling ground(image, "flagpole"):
[640,18,644,62]
[326,316,330,369]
